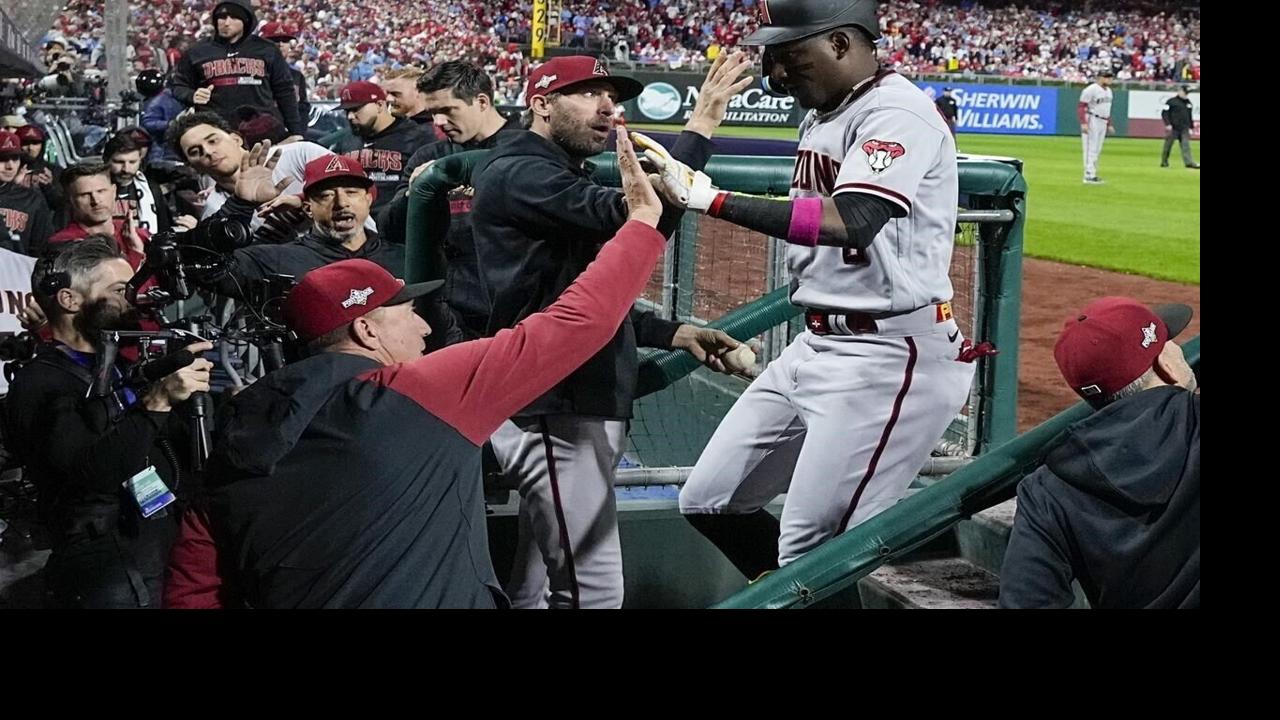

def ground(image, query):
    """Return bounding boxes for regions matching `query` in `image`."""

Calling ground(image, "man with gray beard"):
[210,153,404,299]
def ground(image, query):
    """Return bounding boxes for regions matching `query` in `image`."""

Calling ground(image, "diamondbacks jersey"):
[787,71,958,313]
[1080,83,1113,120]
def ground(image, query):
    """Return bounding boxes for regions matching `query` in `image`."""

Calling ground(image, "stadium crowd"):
[37,0,1198,104]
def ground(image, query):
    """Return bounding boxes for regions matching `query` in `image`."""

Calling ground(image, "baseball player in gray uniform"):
[1078,70,1115,184]
[641,0,981,579]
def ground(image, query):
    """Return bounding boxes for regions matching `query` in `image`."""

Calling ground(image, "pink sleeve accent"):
[364,220,667,445]
[786,196,823,247]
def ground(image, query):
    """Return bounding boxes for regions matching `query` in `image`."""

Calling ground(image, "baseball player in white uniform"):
[640,0,981,579]
[1079,70,1115,184]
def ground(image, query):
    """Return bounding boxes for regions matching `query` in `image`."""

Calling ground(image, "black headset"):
[34,252,70,298]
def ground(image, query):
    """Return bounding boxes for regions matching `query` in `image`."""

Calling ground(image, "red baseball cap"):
[301,154,374,195]
[338,80,386,110]
[1054,297,1193,401]
[259,21,297,41]
[15,125,45,144]
[0,130,22,157]
[284,259,443,341]
[524,56,643,104]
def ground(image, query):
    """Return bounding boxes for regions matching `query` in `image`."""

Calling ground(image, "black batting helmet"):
[136,69,165,97]
[743,0,881,47]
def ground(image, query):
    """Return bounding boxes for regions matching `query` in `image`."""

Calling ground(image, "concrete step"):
[955,498,1017,575]
[857,558,1000,609]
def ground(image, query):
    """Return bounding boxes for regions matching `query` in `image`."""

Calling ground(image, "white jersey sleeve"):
[831,106,947,215]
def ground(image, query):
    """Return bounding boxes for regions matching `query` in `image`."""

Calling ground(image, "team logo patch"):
[862,140,906,173]
[535,74,557,89]
[326,155,351,173]
[1141,322,1157,348]
[592,59,608,76]
[342,286,375,308]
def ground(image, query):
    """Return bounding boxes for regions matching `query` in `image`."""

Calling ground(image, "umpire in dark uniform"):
[1161,85,1199,169]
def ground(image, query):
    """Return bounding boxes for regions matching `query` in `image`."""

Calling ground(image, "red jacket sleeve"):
[164,506,238,609]
[363,220,666,445]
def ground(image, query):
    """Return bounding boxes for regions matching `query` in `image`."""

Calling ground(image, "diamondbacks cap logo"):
[342,286,375,308]
[593,59,608,76]
[535,74,557,89]
[1141,322,1157,348]
[1079,384,1102,397]
[325,155,350,173]
[862,140,906,173]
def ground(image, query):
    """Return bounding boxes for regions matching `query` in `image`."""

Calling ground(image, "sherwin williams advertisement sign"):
[626,72,804,127]
[917,82,1058,135]
[622,73,1070,136]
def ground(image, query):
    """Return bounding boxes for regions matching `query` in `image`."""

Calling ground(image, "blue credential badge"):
[124,465,175,518]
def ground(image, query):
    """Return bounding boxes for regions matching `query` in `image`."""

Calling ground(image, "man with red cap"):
[1000,297,1199,609]
[328,80,434,216]
[164,130,670,608]
[207,153,404,299]
[0,129,54,256]
[15,125,62,217]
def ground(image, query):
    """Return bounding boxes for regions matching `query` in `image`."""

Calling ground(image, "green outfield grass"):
[630,124,1201,284]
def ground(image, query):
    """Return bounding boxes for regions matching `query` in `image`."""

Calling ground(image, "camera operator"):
[4,237,212,608]
[38,52,87,99]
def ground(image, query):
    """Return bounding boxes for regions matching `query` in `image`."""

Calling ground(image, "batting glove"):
[630,131,719,213]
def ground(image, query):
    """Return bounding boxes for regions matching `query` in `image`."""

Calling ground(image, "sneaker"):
[1083,176,1104,184]
[1161,162,1169,167]
[1186,163,1200,169]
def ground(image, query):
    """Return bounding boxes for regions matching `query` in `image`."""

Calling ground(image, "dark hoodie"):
[170,0,305,135]
[999,386,1200,609]
[163,219,669,608]
[329,115,435,215]
[0,178,54,256]
[468,129,713,418]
